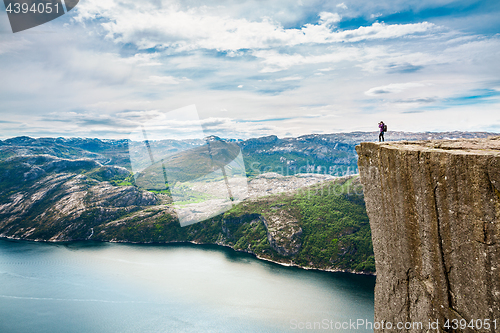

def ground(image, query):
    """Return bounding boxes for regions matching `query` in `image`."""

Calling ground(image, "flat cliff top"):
[363,136,500,156]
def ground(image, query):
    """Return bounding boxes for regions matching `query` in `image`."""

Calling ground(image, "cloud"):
[121,53,162,67]
[336,3,348,10]
[146,75,190,85]
[318,12,341,27]
[365,82,427,96]
[275,76,303,82]
[336,22,436,42]
[73,2,436,52]
[200,117,231,127]
[441,89,500,107]
[0,120,21,123]
[115,109,162,120]
[401,110,424,114]
[395,97,437,104]
[1,0,500,140]
[386,63,424,74]
[41,111,138,128]
[0,37,31,55]
[254,47,362,73]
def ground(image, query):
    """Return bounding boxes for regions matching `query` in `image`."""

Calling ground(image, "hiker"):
[378,121,386,142]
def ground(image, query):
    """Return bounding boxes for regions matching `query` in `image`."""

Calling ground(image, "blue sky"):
[0,0,499,139]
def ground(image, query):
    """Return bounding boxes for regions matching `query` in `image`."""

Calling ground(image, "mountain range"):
[0,131,497,274]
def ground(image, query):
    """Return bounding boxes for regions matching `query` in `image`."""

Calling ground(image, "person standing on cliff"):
[378,121,386,142]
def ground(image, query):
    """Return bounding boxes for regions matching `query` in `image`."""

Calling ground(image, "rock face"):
[356,137,500,332]
[261,212,303,256]
[0,155,158,241]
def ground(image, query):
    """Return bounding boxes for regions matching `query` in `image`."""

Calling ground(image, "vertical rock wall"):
[356,137,500,332]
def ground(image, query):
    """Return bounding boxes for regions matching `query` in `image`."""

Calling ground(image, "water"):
[0,239,375,332]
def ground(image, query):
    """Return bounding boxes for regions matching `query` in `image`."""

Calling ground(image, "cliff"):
[356,137,500,332]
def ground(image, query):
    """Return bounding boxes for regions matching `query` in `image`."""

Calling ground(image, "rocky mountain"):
[0,132,497,275]
[2,131,495,178]
[0,155,157,241]
[0,149,373,273]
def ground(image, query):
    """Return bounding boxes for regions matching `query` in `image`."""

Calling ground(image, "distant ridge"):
[0,132,497,176]
[1,131,497,146]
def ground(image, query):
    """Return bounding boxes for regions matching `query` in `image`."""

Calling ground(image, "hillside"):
[0,132,497,275]
[0,152,374,273]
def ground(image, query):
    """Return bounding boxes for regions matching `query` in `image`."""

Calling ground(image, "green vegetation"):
[94,176,374,274]
[292,178,374,272]
[221,177,374,273]
[84,167,134,185]
[0,137,373,274]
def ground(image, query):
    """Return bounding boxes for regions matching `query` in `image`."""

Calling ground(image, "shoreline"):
[0,235,375,277]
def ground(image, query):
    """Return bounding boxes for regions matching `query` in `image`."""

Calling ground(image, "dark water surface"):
[0,239,375,332]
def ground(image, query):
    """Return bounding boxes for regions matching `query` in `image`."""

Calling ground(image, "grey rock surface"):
[356,137,500,332]
[261,211,302,256]
[0,155,158,241]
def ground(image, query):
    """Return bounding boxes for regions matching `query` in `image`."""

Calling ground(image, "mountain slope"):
[0,132,497,274]
[0,155,157,241]
[0,153,374,273]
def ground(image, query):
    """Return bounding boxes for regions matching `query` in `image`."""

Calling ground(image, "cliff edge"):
[357,137,500,332]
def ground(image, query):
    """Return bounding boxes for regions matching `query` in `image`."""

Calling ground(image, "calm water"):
[0,239,375,332]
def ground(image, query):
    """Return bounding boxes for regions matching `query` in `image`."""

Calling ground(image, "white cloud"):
[336,3,348,10]
[336,22,435,43]
[73,2,436,52]
[122,53,162,67]
[1,0,499,140]
[365,82,427,96]
[146,75,190,85]
[276,76,303,82]
[0,37,30,55]
[318,12,341,27]
[255,48,362,72]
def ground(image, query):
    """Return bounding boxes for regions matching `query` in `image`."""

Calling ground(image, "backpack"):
[383,124,387,132]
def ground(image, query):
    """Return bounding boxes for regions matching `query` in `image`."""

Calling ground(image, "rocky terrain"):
[1,131,496,177]
[0,150,373,273]
[357,137,500,332]
[246,172,338,197]
[0,155,157,241]
[0,131,497,275]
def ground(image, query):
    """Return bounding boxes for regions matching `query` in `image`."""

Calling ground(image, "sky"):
[0,0,499,139]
